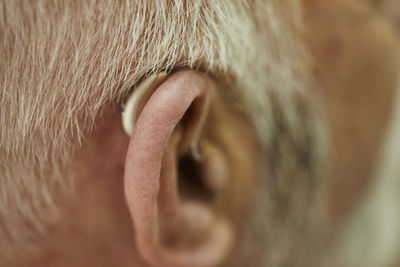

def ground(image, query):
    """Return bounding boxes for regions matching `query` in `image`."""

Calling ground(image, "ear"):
[122,70,259,267]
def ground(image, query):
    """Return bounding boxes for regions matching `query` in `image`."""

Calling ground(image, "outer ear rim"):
[123,70,234,267]
[122,71,210,160]
[122,72,168,136]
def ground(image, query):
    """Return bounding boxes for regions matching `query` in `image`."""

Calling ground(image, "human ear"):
[122,70,259,267]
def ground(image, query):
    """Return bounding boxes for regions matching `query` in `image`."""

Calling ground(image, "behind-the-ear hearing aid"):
[122,72,210,160]
[122,72,168,136]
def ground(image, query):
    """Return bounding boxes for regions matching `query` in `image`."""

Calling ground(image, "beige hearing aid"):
[122,72,168,136]
[122,72,210,160]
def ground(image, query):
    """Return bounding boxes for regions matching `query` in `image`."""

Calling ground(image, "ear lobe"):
[123,70,233,267]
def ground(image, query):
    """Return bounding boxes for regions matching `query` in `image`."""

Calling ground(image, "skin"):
[21,73,260,267]
[304,0,400,221]
[11,0,400,266]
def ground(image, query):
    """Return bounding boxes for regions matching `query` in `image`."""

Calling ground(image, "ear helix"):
[122,72,208,160]
[122,70,234,267]
[122,72,168,136]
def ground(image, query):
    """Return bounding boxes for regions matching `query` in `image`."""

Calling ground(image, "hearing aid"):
[122,72,210,160]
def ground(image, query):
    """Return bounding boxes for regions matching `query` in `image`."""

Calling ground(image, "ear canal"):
[123,70,234,267]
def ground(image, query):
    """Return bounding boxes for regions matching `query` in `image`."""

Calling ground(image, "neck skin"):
[20,108,145,267]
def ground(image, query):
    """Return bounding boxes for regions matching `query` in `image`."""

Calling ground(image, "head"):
[1,1,400,266]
